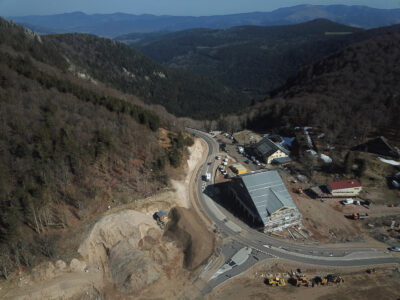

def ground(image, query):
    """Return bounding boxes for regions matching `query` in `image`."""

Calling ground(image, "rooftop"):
[328,179,361,190]
[238,170,297,224]
[254,138,290,157]
[156,210,168,217]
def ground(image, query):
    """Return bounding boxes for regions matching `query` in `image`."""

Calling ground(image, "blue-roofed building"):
[230,170,301,232]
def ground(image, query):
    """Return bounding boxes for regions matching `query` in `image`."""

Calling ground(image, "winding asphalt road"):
[187,128,400,291]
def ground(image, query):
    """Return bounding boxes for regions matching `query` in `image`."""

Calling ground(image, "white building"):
[327,179,362,197]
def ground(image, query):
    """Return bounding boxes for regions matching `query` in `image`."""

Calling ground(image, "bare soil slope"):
[164,207,215,270]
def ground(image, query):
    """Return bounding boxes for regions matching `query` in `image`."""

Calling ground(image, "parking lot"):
[212,133,270,182]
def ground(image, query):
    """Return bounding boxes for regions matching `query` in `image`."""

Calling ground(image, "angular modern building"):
[230,170,301,232]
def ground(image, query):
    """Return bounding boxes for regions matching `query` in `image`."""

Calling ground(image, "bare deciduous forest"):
[0,18,192,277]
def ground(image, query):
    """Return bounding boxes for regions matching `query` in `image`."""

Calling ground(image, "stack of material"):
[231,163,247,175]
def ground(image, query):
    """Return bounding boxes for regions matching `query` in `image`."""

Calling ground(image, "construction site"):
[208,259,400,300]
[1,131,399,300]
[211,130,400,246]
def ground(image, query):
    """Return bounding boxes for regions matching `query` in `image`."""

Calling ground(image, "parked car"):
[341,198,354,205]
[389,246,400,252]
[245,160,250,164]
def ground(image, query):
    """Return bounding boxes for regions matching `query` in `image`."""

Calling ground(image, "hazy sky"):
[1,0,400,17]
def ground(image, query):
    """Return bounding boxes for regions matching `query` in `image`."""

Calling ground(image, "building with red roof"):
[327,179,362,197]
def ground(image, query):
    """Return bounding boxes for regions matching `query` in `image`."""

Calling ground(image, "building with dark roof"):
[253,138,290,164]
[230,170,301,232]
[353,136,400,158]
[327,179,362,197]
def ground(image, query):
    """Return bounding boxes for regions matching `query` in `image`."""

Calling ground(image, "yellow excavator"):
[267,277,286,287]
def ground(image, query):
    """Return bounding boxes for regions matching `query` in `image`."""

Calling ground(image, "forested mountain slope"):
[124,19,363,98]
[45,33,247,119]
[0,18,190,275]
[246,32,400,145]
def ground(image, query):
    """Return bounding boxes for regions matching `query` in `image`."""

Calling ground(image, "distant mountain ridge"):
[123,19,400,99]
[7,4,400,37]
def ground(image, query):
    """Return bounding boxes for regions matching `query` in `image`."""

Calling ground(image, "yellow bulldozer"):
[267,277,286,287]
[289,275,311,287]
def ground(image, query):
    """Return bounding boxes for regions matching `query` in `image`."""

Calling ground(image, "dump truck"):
[267,277,286,287]
[352,213,369,220]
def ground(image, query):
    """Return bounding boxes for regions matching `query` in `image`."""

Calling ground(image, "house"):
[327,179,362,197]
[231,163,247,175]
[253,137,290,164]
[230,170,302,232]
[353,136,400,158]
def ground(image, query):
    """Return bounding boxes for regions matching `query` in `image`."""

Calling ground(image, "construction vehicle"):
[267,277,286,287]
[312,276,327,287]
[326,274,344,284]
[352,213,369,220]
[290,275,311,287]
[298,276,312,287]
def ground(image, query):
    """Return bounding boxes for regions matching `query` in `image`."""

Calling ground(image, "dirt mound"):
[31,262,56,282]
[69,258,87,272]
[76,209,188,295]
[164,207,214,270]
[2,209,203,299]
[110,244,161,292]
[78,210,160,266]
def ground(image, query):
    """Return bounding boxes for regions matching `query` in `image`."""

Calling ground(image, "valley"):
[0,4,400,299]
